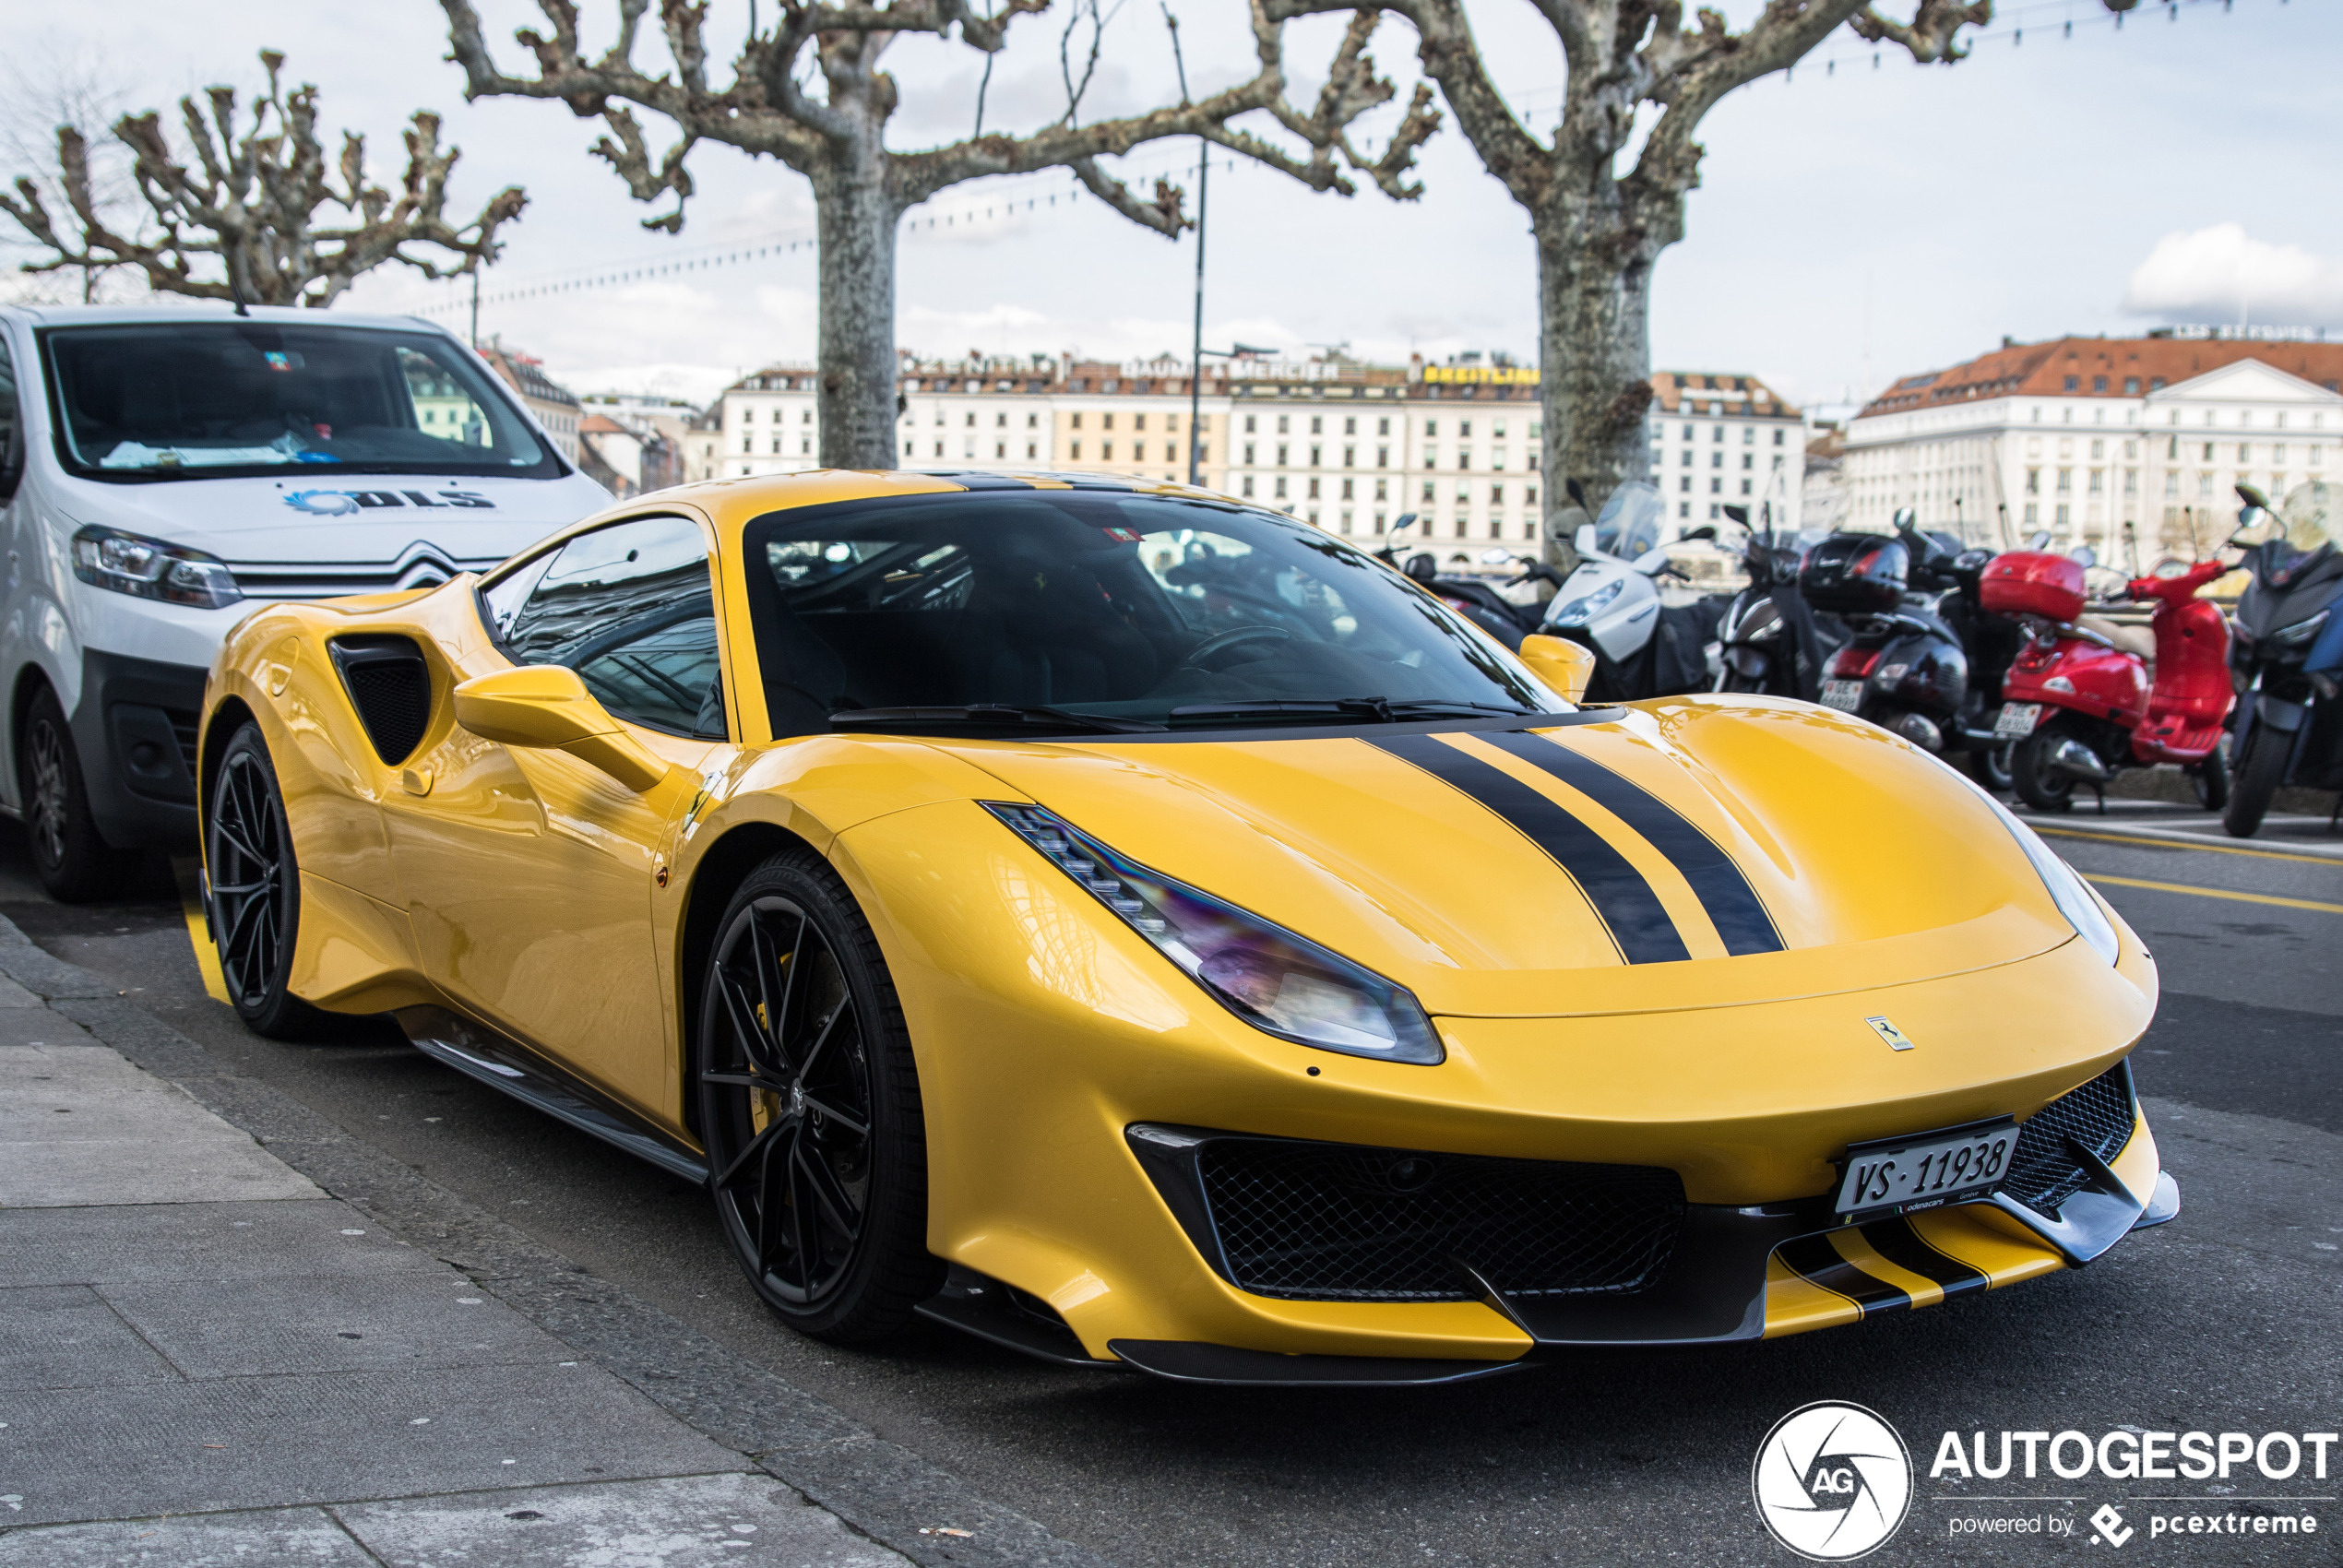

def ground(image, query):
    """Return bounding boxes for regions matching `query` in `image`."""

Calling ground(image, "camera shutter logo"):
[1751,1401,1912,1561]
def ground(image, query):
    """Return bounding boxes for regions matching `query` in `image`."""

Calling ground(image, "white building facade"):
[1844,332,2343,564]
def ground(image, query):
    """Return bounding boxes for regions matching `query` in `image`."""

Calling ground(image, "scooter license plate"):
[1820,680,1865,713]
[1994,702,2043,740]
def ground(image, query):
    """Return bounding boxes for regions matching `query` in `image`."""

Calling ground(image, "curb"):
[0,918,1110,1568]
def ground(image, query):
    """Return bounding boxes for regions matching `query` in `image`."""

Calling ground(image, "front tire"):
[2224,722,2289,837]
[1966,742,2016,793]
[2012,720,2080,814]
[696,850,942,1343]
[206,723,323,1039]
[18,686,139,903]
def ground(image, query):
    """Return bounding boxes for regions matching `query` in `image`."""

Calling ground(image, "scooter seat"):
[2076,616,2157,661]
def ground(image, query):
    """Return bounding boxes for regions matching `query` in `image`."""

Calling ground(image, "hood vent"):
[327,635,433,765]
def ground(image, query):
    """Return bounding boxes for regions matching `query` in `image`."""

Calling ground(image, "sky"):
[2,0,2334,417]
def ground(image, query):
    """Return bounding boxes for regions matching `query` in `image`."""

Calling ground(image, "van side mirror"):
[453,665,667,791]
[1518,635,1596,705]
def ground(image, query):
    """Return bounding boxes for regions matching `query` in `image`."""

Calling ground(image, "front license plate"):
[1994,702,2043,740]
[1820,679,1865,713]
[1835,1120,2017,1220]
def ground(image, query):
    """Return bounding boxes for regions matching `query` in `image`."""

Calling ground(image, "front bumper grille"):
[1192,1136,1685,1303]
[2000,1064,2136,1217]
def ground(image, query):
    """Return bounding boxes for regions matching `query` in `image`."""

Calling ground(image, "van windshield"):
[742,490,1564,737]
[40,321,559,482]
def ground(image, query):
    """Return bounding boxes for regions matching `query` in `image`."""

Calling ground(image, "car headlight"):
[71,526,244,611]
[1548,577,1623,628]
[986,802,1443,1064]
[2272,609,2328,647]
[1981,793,2121,965]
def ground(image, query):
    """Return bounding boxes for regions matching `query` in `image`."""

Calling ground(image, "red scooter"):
[1989,552,2235,812]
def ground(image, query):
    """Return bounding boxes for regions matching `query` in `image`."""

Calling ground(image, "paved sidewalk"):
[0,917,1089,1567]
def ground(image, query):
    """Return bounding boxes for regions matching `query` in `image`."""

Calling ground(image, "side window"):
[0,336,21,501]
[494,515,725,739]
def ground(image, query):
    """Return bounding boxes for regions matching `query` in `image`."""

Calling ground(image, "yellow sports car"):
[197,471,2176,1384]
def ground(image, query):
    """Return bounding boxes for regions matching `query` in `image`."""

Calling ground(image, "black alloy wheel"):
[697,851,941,1341]
[2224,722,2289,838]
[2012,719,2082,814]
[17,686,137,903]
[205,723,322,1039]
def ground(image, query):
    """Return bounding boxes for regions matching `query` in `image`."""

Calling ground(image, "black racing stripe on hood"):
[1481,731,1786,957]
[1367,734,1689,965]
[1860,1219,1989,1298]
[1777,1234,1911,1315]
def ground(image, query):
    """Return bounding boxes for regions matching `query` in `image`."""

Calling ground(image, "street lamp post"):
[1165,6,1207,486]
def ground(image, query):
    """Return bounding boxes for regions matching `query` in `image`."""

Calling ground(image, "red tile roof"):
[1860,336,2343,417]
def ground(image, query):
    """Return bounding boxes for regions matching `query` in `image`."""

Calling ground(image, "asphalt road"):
[6,795,2337,1568]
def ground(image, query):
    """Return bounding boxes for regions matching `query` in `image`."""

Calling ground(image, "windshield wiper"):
[1167,697,1534,726]
[828,704,1165,735]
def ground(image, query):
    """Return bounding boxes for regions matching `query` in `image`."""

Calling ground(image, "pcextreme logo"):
[284,489,495,516]
[2091,1504,2135,1547]
[1752,1401,1914,1561]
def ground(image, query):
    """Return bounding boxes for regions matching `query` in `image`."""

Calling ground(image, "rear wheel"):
[2188,739,2230,812]
[696,850,942,1343]
[18,686,141,903]
[1966,742,2016,793]
[2012,720,2080,814]
[2224,722,2289,837]
[206,723,324,1039]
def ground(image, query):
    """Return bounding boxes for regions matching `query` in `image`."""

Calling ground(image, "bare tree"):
[1268,0,2026,547]
[2,51,528,309]
[440,1,1442,467]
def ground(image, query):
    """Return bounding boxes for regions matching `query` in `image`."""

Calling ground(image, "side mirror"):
[2069,544,2098,568]
[1518,635,1596,705]
[1404,552,1439,583]
[1719,505,1748,528]
[453,664,667,791]
[1682,524,1719,542]
[1389,511,1418,537]
[1565,478,1589,511]
[1574,523,1599,555]
[2236,482,2271,512]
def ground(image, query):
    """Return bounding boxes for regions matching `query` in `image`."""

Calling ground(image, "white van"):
[0,304,611,899]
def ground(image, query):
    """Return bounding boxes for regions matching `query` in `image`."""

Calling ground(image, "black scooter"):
[1704,504,1843,702]
[1802,509,2021,788]
[1380,515,1568,651]
[2223,483,2343,837]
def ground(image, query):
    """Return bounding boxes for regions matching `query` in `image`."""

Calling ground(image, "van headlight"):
[987,802,1443,1063]
[71,526,244,611]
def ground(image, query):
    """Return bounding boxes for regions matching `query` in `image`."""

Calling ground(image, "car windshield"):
[40,321,558,482]
[742,491,1565,737]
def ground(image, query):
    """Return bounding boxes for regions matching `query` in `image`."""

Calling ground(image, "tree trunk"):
[811,157,902,469]
[1533,192,1671,566]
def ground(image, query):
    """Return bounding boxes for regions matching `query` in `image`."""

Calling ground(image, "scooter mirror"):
[2235,482,2271,512]
[1575,523,1599,555]
[1478,548,1512,565]
[2027,530,2052,551]
[1565,478,1589,511]
[1682,524,1719,541]
[1719,505,1748,527]
[1405,552,1439,583]
[1388,512,1418,538]
[2068,544,2098,568]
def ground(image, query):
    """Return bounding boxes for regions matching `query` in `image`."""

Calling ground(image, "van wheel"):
[18,687,138,903]
[206,723,324,1039]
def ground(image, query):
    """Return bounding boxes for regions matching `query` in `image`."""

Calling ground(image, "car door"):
[385,511,731,1119]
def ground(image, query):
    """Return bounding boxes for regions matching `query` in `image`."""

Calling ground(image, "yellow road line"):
[2086,873,2343,916]
[171,857,232,1005]
[2035,826,2343,866]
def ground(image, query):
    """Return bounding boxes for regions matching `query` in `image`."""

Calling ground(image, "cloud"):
[2122,223,2343,327]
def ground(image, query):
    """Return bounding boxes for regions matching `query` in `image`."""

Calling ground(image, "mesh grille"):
[331,638,433,765]
[1197,1138,1684,1302]
[2000,1066,2135,1217]
[168,712,199,779]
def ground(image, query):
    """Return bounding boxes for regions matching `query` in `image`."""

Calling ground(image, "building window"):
[1374,479,1388,502]
[1526,487,1538,508]
[1307,478,1321,499]
[1741,454,1753,470]
[1072,412,1083,430]
[2055,504,2070,528]
[1459,422,1472,438]
[1309,416,1322,435]
[1341,478,1354,500]
[1682,450,1694,468]
[1680,476,1692,493]
[1277,415,1290,435]
[1102,443,1113,460]
[1343,445,1356,468]
[2089,439,2103,460]
[1424,451,1437,470]
[1711,451,1723,469]
[2163,472,2179,498]
[1027,443,1037,459]
[1309,445,1322,467]
[2056,469,2072,493]
[2092,376,2107,393]
[1274,476,1288,498]
[2087,469,2102,495]
[1242,476,1255,496]
[1028,413,1039,428]
[995,442,1006,459]
[2064,376,2078,391]
[1278,445,1290,467]
[1421,480,1435,503]
[1070,442,1081,459]
[1489,483,1504,505]
[1424,419,1438,437]
[2238,443,2253,463]
[934,441,945,457]
[1709,478,1721,494]
[2124,377,2140,394]
[1740,479,1753,496]
[1243,444,1255,464]
[1376,445,1389,468]
[2024,503,2039,526]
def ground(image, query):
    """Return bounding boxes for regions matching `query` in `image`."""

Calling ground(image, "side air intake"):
[327,636,434,765]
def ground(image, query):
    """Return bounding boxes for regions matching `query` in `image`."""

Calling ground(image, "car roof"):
[0,302,452,334]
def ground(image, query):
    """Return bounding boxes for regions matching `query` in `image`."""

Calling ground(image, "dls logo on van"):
[1753,1402,1913,1561]
[284,489,495,516]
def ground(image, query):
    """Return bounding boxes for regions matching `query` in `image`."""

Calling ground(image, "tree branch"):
[1848,0,1992,62]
